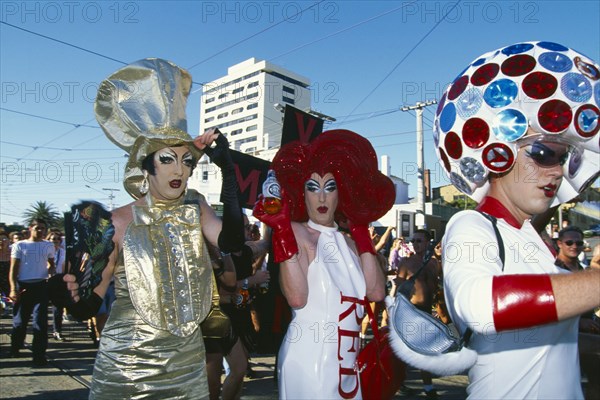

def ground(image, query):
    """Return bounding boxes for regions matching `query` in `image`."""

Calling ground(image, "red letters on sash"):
[337,293,364,398]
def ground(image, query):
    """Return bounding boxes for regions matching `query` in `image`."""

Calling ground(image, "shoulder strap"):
[397,241,435,298]
[462,211,506,347]
[476,211,505,271]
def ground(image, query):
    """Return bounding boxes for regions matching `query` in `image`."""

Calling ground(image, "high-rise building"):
[189,58,311,203]
[200,57,311,153]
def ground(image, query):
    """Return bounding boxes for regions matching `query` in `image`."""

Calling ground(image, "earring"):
[140,175,149,195]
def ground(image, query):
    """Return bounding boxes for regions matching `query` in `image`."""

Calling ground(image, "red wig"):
[272,129,395,225]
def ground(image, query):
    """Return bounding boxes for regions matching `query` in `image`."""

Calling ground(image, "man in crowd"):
[395,229,440,399]
[9,218,55,366]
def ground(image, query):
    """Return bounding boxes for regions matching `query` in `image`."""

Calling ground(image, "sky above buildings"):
[1,0,599,223]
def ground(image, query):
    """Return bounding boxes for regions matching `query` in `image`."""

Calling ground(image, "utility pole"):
[102,188,120,211]
[401,100,437,230]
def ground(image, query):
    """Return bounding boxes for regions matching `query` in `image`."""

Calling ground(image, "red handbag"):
[357,302,406,400]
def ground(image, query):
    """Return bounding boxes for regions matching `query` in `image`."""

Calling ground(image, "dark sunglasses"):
[411,239,424,243]
[521,141,569,167]
[562,240,584,247]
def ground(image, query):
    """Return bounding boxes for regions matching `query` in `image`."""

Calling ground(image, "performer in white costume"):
[253,130,395,399]
[433,41,600,399]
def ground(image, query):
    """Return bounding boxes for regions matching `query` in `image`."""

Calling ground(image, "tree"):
[22,201,61,229]
[450,195,477,210]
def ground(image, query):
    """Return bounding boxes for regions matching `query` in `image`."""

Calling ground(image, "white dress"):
[278,220,366,399]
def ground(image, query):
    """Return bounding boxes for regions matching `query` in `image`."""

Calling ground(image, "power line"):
[0,21,205,87]
[0,140,117,152]
[339,0,462,124]
[186,1,325,71]
[329,108,401,126]
[0,20,128,65]
[269,3,411,61]
[0,108,99,129]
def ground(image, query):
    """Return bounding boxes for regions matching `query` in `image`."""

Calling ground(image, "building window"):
[202,171,209,182]
[247,103,258,110]
[217,112,228,119]
[204,116,214,123]
[282,96,295,104]
[205,92,259,113]
[231,128,243,136]
[232,107,243,115]
[205,97,215,103]
[218,93,228,99]
[232,87,244,94]
[283,85,295,94]
[247,81,259,88]
[246,125,257,132]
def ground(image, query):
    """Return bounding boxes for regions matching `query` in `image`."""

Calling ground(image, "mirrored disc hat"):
[95,58,202,199]
[433,41,600,205]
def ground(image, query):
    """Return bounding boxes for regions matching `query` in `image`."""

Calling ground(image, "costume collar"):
[132,193,194,226]
[476,196,523,229]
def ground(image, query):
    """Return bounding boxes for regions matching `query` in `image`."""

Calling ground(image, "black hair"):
[413,229,432,241]
[29,218,47,228]
[558,226,583,240]
[141,152,157,176]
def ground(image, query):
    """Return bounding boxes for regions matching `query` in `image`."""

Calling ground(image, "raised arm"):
[196,129,244,253]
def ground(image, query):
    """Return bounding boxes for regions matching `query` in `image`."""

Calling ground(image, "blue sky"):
[1,0,599,224]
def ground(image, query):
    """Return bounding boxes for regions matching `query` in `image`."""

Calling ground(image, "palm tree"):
[22,201,61,228]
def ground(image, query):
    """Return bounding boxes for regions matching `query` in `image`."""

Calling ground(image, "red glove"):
[253,194,298,263]
[348,221,376,255]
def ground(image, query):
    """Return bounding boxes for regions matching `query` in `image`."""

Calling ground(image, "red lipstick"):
[542,183,557,198]
[170,180,182,189]
[317,206,328,214]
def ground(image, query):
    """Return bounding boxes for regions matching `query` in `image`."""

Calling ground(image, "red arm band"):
[492,274,558,332]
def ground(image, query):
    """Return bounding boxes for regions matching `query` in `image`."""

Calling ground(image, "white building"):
[200,57,311,153]
[189,58,311,203]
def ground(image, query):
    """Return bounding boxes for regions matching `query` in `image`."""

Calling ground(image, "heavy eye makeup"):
[157,149,177,164]
[182,153,194,167]
[305,179,320,192]
[305,178,337,193]
[323,179,337,193]
[157,149,194,168]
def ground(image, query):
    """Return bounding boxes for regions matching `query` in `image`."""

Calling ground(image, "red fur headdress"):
[272,129,396,225]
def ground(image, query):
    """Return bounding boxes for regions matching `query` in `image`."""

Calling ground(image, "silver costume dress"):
[90,193,212,399]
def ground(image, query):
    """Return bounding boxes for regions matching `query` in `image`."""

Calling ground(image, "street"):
[0,310,469,399]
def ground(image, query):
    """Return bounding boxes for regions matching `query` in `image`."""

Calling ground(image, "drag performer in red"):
[253,130,395,399]
[434,41,600,398]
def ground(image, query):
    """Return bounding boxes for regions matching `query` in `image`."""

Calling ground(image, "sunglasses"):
[411,239,424,243]
[562,240,584,247]
[520,141,569,168]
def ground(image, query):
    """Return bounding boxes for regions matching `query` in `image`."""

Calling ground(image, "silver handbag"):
[390,292,462,355]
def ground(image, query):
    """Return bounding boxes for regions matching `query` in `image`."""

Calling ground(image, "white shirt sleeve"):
[443,211,503,335]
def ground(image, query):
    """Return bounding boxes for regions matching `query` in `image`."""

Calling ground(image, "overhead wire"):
[187,0,325,70]
[338,0,462,124]
[0,108,99,129]
[0,21,128,65]
[268,2,412,61]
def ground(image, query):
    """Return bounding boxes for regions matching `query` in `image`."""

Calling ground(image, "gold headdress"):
[95,58,202,199]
